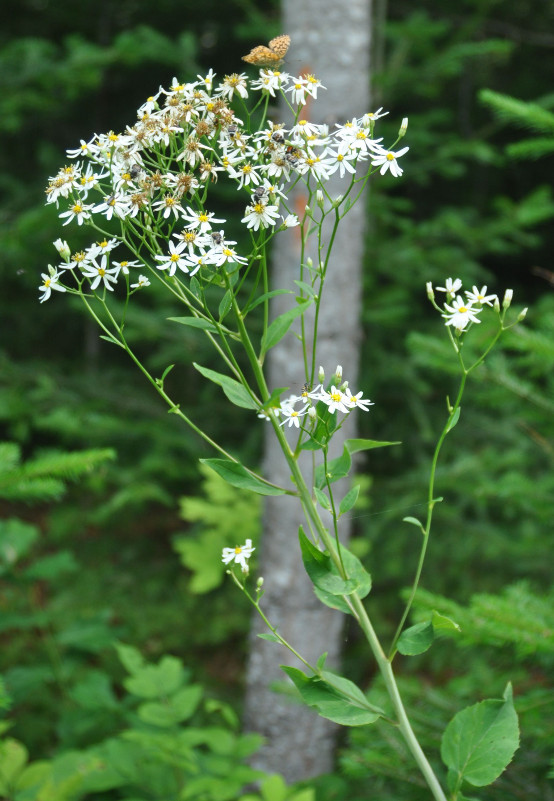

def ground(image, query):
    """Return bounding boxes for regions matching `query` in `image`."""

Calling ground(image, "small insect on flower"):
[285,145,302,166]
[271,130,285,144]
[242,35,291,67]
[252,185,267,201]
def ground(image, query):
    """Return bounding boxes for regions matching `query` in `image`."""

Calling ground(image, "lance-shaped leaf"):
[169,317,221,333]
[345,438,401,454]
[441,683,519,789]
[260,299,312,355]
[281,665,383,726]
[201,459,285,496]
[193,363,258,410]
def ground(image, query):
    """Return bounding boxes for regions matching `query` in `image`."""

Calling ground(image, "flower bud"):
[399,117,409,137]
[340,380,349,392]
[256,576,264,590]
[308,405,317,419]
[426,281,434,300]
[493,296,500,312]
[502,289,513,309]
[335,365,343,381]
[316,190,324,210]
[333,194,343,207]
[318,365,325,383]
[517,307,528,322]
[54,238,71,263]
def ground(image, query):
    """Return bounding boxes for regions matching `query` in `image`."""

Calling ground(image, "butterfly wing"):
[242,35,291,67]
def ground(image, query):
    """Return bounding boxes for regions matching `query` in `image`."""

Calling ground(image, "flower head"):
[222,539,255,573]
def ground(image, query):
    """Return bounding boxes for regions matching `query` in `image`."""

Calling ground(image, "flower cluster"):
[428,278,501,332]
[262,366,374,429]
[42,67,408,301]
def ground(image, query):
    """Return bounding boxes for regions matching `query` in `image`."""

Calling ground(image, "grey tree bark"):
[243,0,372,783]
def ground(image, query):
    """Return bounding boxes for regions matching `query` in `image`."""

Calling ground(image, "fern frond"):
[480,89,554,134]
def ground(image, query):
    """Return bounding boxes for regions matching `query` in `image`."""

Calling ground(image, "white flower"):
[39,266,66,303]
[465,285,497,307]
[280,214,299,229]
[361,108,389,124]
[443,296,482,331]
[182,207,226,233]
[59,201,93,226]
[130,275,151,289]
[436,277,462,296]
[241,202,280,231]
[152,195,185,220]
[81,255,120,292]
[371,146,409,177]
[218,73,249,100]
[222,538,255,573]
[279,402,309,428]
[155,241,191,276]
[319,386,349,414]
[344,388,374,411]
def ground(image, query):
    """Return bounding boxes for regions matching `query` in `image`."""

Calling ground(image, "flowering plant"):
[43,60,525,801]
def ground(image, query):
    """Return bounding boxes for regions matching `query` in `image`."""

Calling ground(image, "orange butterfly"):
[242,35,291,68]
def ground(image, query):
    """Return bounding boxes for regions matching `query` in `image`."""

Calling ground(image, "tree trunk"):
[243,0,372,782]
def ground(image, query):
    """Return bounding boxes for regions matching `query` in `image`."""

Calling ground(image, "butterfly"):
[242,35,291,67]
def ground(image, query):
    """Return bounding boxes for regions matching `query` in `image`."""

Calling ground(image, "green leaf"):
[403,516,424,531]
[169,317,220,333]
[259,387,289,412]
[298,529,357,596]
[339,485,360,516]
[193,363,258,410]
[298,528,371,601]
[219,289,232,320]
[137,685,202,726]
[115,642,145,675]
[432,611,462,634]
[441,683,520,788]
[123,655,186,699]
[281,666,382,726]
[345,438,400,454]
[293,279,317,297]
[257,633,281,643]
[313,486,331,511]
[446,406,461,432]
[260,299,312,355]
[397,621,435,655]
[315,446,351,489]
[200,459,285,496]
[0,738,28,794]
[244,289,292,313]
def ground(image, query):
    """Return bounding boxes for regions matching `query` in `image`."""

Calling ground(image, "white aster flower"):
[182,207,226,233]
[81,255,120,292]
[222,538,255,573]
[155,241,190,276]
[59,201,93,226]
[39,266,66,303]
[319,386,350,414]
[465,285,497,307]
[343,388,374,411]
[218,73,249,100]
[241,202,281,231]
[443,296,482,331]
[130,275,151,289]
[279,402,310,428]
[371,146,409,177]
[436,277,463,297]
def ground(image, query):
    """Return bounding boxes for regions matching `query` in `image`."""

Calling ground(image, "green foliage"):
[0,441,115,503]
[0,644,266,801]
[174,463,261,592]
[441,684,519,794]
